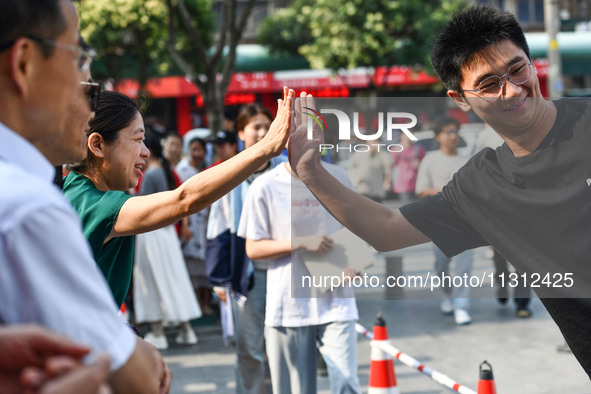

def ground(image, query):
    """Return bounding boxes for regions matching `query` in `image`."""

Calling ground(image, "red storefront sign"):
[115,59,549,99]
[115,67,439,99]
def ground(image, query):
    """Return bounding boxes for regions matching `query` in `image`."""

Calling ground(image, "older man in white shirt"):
[0,0,168,392]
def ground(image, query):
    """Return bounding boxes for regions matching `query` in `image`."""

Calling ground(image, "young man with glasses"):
[0,1,169,393]
[290,5,591,380]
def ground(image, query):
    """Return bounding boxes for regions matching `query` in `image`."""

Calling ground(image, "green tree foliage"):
[259,0,466,73]
[166,0,257,133]
[258,0,314,57]
[77,0,213,89]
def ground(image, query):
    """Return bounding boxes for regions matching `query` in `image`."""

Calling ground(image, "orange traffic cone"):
[477,361,497,394]
[368,314,399,394]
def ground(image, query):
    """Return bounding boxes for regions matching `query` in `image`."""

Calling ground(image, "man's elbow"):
[373,242,394,253]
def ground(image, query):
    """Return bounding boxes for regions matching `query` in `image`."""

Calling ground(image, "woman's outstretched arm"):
[107,88,295,242]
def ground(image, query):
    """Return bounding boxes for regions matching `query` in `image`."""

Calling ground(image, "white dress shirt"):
[0,122,136,371]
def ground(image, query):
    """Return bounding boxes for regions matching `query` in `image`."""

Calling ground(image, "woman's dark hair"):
[69,91,140,172]
[236,103,272,132]
[430,5,530,92]
[144,132,176,191]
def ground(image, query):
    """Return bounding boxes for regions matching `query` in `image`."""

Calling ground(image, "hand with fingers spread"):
[288,91,324,180]
[295,235,334,254]
[259,86,296,157]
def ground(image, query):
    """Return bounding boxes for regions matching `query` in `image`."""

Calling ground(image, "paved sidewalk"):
[162,199,590,393]
[163,293,590,393]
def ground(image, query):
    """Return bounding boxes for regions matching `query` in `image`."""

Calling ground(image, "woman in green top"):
[64,89,294,306]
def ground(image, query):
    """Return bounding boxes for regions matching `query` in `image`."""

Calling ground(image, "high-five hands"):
[260,86,295,157]
[288,91,324,179]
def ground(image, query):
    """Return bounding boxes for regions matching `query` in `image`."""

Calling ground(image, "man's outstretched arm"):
[289,92,430,252]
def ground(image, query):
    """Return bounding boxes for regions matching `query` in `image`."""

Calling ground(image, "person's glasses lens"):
[24,35,96,72]
[477,61,531,99]
[508,61,531,84]
[478,77,503,98]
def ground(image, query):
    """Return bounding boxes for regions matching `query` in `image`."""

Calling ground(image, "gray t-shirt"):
[400,98,591,379]
[140,166,170,195]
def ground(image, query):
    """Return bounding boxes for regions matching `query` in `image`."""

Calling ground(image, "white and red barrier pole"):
[357,321,477,394]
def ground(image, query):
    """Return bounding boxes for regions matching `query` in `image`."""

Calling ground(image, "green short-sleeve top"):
[63,171,133,306]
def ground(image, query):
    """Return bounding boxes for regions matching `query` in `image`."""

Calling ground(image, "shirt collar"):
[0,122,55,182]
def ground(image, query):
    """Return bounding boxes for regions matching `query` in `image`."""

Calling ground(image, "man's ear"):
[448,90,472,112]
[8,38,36,96]
[87,132,106,158]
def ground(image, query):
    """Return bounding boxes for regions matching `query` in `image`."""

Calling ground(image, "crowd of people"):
[1,1,590,393]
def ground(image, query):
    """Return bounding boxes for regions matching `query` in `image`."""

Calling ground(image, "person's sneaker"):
[454,309,472,325]
[515,303,532,318]
[144,332,168,350]
[440,297,454,315]
[176,329,198,346]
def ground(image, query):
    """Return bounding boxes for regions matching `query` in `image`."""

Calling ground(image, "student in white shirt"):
[238,161,360,394]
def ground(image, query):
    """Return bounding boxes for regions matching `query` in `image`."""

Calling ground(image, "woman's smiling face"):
[100,113,150,190]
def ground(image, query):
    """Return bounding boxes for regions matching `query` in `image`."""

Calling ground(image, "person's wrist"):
[252,140,276,161]
[296,158,322,185]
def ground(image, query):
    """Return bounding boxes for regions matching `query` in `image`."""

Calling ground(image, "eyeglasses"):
[461,60,533,100]
[28,36,96,71]
[0,35,96,71]
[80,81,102,112]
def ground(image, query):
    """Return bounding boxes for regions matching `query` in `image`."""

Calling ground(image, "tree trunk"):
[201,77,224,134]
[166,0,257,135]
[137,57,149,95]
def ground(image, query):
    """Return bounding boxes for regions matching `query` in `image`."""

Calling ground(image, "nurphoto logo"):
[305,108,419,153]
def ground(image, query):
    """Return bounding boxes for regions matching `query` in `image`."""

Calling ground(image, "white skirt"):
[133,225,202,324]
